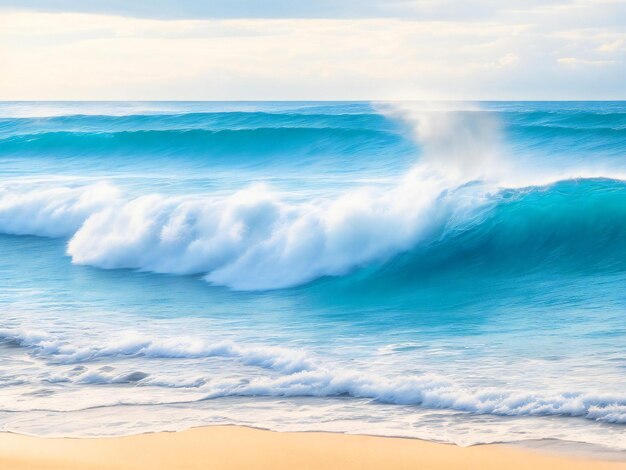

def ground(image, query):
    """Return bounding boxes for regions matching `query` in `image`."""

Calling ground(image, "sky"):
[0,1,625,100]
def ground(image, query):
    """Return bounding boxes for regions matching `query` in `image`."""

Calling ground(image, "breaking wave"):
[0,103,625,289]
[1,176,624,290]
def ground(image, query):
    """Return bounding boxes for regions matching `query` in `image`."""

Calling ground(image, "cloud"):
[597,38,625,52]
[0,1,624,99]
[557,57,616,66]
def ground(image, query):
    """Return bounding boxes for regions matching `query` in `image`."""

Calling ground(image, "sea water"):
[0,101,624,451]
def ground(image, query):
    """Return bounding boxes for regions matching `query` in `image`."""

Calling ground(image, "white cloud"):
[597,38,625,51]
[0,4,624,100]
[557,57,616,66]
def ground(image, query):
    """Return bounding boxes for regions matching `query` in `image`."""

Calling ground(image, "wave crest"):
[1,104,626,289]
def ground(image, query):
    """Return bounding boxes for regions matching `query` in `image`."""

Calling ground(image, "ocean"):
[0,101,624,451]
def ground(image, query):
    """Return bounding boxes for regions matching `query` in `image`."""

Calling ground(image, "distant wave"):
[1,327,624,423]
[0,127,404,160]
[0,111,391,136]
[509,124,626,141]
[3,108,625,134]
[500,109,626,129]
[2,107,625,158]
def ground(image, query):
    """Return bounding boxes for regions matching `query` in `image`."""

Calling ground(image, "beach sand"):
[0,425,623,469]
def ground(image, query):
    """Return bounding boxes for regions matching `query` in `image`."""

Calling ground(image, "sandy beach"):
[0,426,622,470]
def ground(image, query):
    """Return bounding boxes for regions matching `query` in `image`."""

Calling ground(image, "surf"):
[1,102,625,290]
[0,101,624,450]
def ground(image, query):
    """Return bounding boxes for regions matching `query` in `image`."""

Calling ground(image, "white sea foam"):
[0,329,313,375]
[64,171,488,289]
[1,328,624,423]
[0,182,121,238]
[203,370,626,424]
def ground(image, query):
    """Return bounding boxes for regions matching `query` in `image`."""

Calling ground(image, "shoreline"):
[0,425,623,470]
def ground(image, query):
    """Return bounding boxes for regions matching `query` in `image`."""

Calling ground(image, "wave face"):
[0,101,625,451]
[0,127,403,160]
[2,177,625,290]
[379,178,626,281]
[0,110,414,178]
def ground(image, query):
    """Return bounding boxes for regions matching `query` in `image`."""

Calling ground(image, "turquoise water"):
[0,101,624,449]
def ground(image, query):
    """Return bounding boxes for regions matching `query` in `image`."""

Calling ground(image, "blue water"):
[0,101,624,450]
